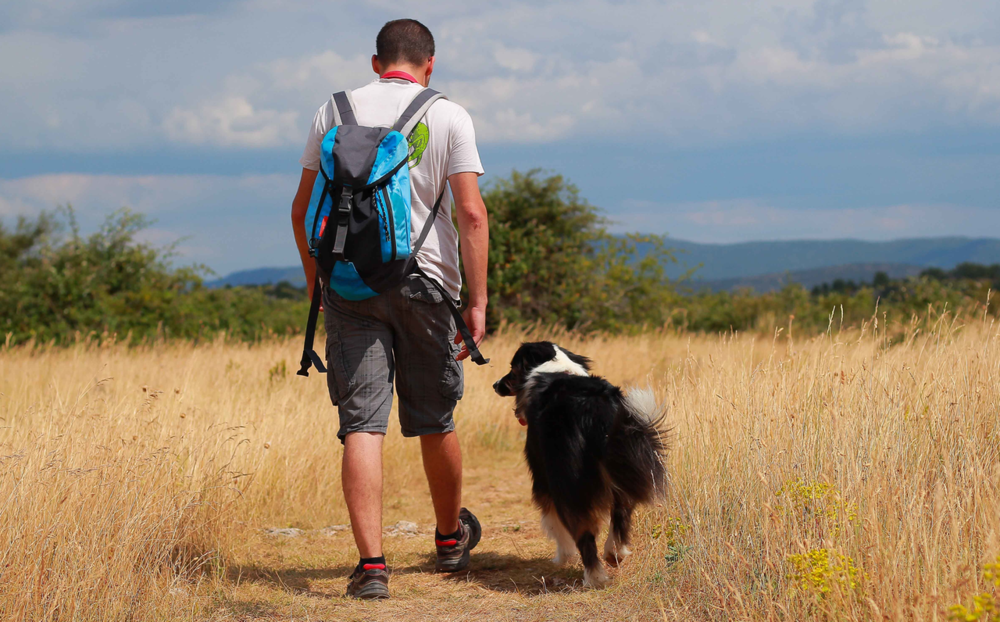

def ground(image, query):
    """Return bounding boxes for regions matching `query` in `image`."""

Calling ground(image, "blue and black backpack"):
[297,88,489,376]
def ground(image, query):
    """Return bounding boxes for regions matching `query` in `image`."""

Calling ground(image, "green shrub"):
[0,208,307,345]
[481,169,679,332]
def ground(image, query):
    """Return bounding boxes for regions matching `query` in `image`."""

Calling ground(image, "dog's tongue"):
[519,420,527,427]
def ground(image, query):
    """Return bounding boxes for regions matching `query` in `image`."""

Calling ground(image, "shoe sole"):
[349,582,390,600]
[435,548,470,573]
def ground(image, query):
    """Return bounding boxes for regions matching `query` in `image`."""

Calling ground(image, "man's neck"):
[380,65,427,87]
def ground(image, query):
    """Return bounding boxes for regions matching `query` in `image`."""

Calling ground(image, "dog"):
[493,341,668,587]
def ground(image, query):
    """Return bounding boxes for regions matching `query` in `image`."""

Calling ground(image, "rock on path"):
[263,521,420,538]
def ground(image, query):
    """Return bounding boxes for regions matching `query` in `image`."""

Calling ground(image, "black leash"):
[412,265,489,366]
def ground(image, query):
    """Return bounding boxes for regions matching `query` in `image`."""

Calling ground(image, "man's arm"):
[449,171,489,361]
[291,168,319,299]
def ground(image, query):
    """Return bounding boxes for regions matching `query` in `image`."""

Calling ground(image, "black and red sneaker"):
[345,563,390,600]
[434,508,482,573]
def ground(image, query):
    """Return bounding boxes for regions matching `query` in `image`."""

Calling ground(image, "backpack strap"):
[392,88,446,137]
[411,188,445,257]
[297,274,329,377]
[327,90,358,261]
[394,88,486,366]
[331,90,358,126]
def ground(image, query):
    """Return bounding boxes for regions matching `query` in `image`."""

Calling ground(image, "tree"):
[480,169,679,332]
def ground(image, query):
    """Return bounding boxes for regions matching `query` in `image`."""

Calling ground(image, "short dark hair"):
[376,19,435,66]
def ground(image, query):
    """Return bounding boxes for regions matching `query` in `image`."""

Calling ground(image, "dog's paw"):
[553,548,578,565]
[603,540,632,566]
[583,565,610,588]
[603,535,632,566]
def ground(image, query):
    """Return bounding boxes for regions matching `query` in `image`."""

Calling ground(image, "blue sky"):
[1,0,999,275]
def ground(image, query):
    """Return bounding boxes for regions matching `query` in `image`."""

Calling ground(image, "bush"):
[481,169,679,332]
[0,208,308,345]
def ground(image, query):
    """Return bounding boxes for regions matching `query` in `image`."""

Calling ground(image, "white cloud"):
[613,198,1000,242]
[1,0,999,150]
[0,173,300,273]
[492,44,538,73]
[261,50,372,93]
[163,97,299,147]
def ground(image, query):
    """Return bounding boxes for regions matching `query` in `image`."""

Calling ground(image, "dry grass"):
[2,313,999,621]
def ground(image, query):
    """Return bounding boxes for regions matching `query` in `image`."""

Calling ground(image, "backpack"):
[297,87,489,376]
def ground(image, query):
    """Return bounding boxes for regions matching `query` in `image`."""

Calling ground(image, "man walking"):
[290,19,489,600]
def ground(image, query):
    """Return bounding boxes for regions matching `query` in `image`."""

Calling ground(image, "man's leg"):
[392,275,479,572]
[323,285,395,585]
[420,431,461,536]
[343,431,385,558]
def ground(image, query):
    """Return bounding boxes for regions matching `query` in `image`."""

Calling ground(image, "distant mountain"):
[207,236,1000,288]
[697,262,924,293]
[207,266,305,288]
[663,237,1000,281]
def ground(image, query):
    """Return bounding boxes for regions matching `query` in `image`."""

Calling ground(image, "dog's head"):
[493,341,591,424]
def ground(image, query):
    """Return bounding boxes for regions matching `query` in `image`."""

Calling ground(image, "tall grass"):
[1,311,998,620]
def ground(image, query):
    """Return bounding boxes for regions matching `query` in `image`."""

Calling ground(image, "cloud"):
[0,0,242,32]
[0,173,300,273]
[163,97,299,147]
[2,0,1000,152]
[613,198,1000,242]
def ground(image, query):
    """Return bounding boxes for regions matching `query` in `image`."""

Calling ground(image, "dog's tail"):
[605,388,669,505]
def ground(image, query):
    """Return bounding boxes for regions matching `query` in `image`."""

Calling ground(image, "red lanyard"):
[381,70,419,84]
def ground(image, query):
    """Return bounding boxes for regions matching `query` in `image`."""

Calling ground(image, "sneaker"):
[434,507,482,573]
[345,564,390,600]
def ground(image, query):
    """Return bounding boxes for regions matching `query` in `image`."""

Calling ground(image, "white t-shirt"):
[300,77,484,300]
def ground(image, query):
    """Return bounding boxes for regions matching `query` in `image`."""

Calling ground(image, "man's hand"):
[455,304,486,361]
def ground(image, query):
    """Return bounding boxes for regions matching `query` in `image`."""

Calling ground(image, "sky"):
[1,0,999,276]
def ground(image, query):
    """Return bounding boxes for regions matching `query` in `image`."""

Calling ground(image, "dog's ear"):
[515,342,559,371]
[560,347,592,372]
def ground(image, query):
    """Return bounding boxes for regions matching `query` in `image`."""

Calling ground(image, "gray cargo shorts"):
[322,273,464,442]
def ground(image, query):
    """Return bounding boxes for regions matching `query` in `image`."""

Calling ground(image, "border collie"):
[493,341,668,587]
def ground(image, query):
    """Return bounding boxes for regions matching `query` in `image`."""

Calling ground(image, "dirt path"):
[208,454,659,621]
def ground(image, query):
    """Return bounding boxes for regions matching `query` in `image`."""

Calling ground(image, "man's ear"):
[424,57,435,86]
[372,55,381,76]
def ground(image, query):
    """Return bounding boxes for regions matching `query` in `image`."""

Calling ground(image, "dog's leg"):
[541,509,578,565]
[604,495,633,566]
[577,531,609,588]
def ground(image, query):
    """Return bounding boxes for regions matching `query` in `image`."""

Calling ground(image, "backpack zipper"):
[382,186,397,261]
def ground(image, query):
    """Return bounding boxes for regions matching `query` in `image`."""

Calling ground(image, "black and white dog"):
[493,341,668,587]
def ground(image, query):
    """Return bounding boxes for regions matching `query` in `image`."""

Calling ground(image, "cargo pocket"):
[441,340,465,401]
[407,276,464,401]
[407,276,444,305]
[324,330,352,406]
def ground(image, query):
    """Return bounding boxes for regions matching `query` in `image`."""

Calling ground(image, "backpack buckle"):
[331,187,353,259]
[338,187,352,218]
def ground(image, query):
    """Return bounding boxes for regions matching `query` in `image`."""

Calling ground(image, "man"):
[290,19,489,600]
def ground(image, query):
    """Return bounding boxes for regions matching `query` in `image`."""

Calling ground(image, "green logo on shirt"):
[408,122,428,168]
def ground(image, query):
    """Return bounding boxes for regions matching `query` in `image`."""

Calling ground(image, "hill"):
[210,237,1000,288]
[664,236,1000,281]
[698,262,924,293]
[207,266,306,288]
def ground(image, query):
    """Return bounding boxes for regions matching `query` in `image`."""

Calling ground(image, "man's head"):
[372,19,435,86]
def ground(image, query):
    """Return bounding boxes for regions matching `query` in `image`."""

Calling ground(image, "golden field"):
[1,313,999,621]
